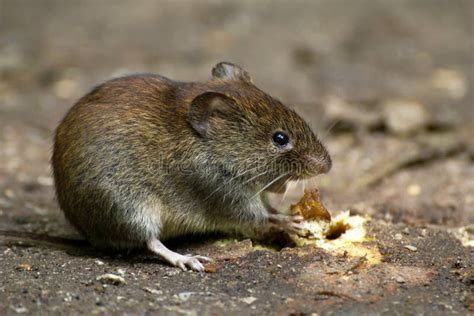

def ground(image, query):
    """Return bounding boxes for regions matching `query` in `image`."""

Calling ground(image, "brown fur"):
[52,62,331,250]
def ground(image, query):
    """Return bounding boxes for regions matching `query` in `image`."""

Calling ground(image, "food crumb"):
[203,263,217,273]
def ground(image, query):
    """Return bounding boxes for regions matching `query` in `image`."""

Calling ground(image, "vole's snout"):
[321,152,332,174]
[304,152,332,176]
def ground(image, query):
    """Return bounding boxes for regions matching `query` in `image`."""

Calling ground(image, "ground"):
[0,1,473,315]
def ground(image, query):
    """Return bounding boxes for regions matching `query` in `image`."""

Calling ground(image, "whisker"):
[242,169,271,186]
[279,178,291,206]
[308,176,317,190]
[203,164,261,201]
[251,173,288,200]
[204,153,283,204]
[320,118,341,141]
[276,175,289,192]
[222,169,271,202]
[223,166,258,187]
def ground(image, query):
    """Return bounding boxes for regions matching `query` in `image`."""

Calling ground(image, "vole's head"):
[189,62,331,192]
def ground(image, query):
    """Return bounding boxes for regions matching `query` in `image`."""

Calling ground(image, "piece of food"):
[286,189,381,265]
[203,263,217,273]
[287,188,350,242]
[289,189,331,222]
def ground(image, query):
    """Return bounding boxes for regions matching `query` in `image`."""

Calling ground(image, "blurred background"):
[0,0,473,233]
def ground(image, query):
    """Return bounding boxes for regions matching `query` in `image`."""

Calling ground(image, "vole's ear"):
[212,62,252,83]
[189,91,237,138]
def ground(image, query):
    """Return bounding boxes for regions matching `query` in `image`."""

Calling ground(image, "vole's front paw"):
[173,254,212,272]
[268,214,308,237]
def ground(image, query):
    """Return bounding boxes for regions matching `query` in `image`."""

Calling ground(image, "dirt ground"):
[0,1,473,315]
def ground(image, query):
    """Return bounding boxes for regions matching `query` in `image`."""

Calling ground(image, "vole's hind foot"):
[181,254,212,271]
[268,214,307,237]
[147,238,212,272]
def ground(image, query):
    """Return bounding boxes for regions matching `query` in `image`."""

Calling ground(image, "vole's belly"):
[158,210,221,240]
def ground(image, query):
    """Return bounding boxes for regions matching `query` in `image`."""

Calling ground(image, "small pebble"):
[5,189,15,198]
[165,270,180,277]
[117,268,126,276]
[96,273,126,285]
[404,245,418,251]
[382,99,429,135]
[16,263,32,271]
[10,305,28,314]
[143,287,163,295]
[178,292,195,302]
[241,296,257,304]
[395,276,406,284]
[407,184,421,196]
[431,68,467,99]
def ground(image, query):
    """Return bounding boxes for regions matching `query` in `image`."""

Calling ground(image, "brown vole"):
[52,62,331,271]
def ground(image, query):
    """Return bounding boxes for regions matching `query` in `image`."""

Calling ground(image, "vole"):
[52,62,331,271]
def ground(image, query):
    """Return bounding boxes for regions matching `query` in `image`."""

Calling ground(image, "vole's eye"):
[272,131,290,148]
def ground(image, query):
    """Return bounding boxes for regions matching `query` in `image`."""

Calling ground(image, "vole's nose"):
[321,153,332,174]
[304,154,332,175]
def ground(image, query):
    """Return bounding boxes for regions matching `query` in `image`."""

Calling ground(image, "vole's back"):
[53,74,193,248]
